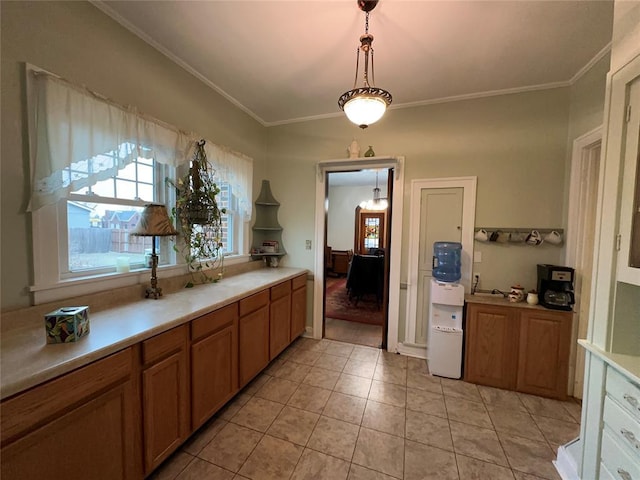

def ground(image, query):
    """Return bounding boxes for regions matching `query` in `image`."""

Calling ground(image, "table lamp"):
[132,204,178,299]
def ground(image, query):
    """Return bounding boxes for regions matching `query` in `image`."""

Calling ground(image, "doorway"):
[565,126,602,398]
[324,169,391,348]
[313,157,405,352]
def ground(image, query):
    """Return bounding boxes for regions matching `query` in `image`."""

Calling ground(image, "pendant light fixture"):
[338,0,392,129]
[360,170,388,211]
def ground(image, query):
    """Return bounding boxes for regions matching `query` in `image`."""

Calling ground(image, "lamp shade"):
[343,94,388,128]
[131,204,178,237]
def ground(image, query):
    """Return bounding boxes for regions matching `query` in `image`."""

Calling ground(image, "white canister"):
[527,292,539,305]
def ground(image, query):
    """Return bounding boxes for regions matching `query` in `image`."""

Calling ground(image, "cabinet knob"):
[616,468,632,480]
[623,393,640,413]
[620,428,640,450]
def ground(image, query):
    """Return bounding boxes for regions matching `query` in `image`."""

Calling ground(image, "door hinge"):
[616,233,622,251]
[626,104,632,123]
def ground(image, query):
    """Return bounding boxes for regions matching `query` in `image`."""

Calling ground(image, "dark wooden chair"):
[346,254,384,307]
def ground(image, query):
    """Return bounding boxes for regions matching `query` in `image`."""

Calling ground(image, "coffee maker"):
[537,264,575,311]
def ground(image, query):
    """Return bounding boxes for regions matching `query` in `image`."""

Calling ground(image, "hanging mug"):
[475,229,489,242]
[544,230,563,245]
[525,230,543,245]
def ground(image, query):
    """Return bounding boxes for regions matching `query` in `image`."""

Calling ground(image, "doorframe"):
[565,125,602,398]
[401,177,477,357]
[313,157,405,352]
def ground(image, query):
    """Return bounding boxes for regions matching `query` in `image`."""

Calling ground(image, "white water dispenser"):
[428,278,465,379]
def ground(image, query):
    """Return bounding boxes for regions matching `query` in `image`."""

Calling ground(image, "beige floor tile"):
[488,409,545,443]
[295,337,330,352]
[562,400,582,423]
[303,366,341,390]
[478,385,527,413]
[407,370,443,394]
[406,357,429,373]
[373,364,408,386]
[499,433,560,480]
[378,351,408,369]
[198,423,263,472]
[176,457,234,480]
[404,440,458,480]
[263,358,286,376]
[290,448,350,480]
[368,380,407,407]
[405,410,453,451]
[347,464,399,480]
[314,353,349,372]
[289,348,322,366]
[273,361,312,383]
[325,342,355,358]
[532,415,580,450]
[148,451,194,480]
[445,396,493,429]
[362,400,405,437]
[323,392,367,425]
[512,471,558,480]
[238,435,303,480]
[352,427,404,479]
[350,345,381,362]
[406,387,447,418]
[266,405,320,446]
[455,454,516,480]
[518,393,577,423]
[242,375,270,396]
[343,358,377,378]
[449,420,508,467]
[441,378,483,403]
[287,384,332,413]
[218,393,253,420]
[335,373,373,398]
[254,377,299,404]
[230,397,283,433]
[307,415,360,461]
[182,417,228,455]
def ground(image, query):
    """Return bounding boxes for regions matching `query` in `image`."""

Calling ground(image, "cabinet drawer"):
[292,274,306,290]
[191,303,238,341]
[601,429,640,480]
[599,462,617,480]
[604,396,640,458]
[271,281,291,300]
[607,366,640,423]
[142,325,188,365]
[239,290,269,317]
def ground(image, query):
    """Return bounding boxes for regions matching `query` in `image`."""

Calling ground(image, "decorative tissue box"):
[45,306,90,343]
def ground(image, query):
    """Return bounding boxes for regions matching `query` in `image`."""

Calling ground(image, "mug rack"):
[474,227,564,246]
[475,228,564,235]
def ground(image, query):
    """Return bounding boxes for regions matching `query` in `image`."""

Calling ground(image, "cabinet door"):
[291,277,307,341]
[191,321,238,430]
[0,348,140,480]
[517,310,572,400]
[270,294,291,359]
[142,326,189,474]
[239,306,270,387]
[464,304,519,390]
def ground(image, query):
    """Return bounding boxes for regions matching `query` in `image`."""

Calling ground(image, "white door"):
[415,188,463,344]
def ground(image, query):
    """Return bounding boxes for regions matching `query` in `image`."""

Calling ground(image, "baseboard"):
[553,437,581,480]
[397,342,427,359]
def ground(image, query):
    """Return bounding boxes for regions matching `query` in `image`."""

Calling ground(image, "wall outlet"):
[305,240,312,250]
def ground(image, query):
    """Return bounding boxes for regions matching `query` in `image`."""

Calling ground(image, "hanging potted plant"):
[168,139,226,287]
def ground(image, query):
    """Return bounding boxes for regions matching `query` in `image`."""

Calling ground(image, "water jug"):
[432,242,462,283]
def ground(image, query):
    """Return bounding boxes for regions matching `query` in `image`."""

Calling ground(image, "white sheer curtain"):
[28,69,253,219]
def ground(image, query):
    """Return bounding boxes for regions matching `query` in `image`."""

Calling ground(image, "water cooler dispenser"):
[429,241,464,379]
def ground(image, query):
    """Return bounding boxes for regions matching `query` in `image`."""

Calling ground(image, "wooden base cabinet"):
[191,303,239,430]
[239,290,270,387]
[270,281,292,359]
[141,325,190,475]
[464,303,519,390]
[0,348,142,480]
[464,302,572,400]
[291,274,307,341]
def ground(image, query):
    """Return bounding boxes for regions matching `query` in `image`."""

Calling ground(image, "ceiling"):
[93,1,614,127]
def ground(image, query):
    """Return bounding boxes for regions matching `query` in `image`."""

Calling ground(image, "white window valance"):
[28,69,253,219]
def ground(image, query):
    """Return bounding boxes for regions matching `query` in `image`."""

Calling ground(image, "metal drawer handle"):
[620,428,640,450]
[623,393,640,412]
[617,468,632,480]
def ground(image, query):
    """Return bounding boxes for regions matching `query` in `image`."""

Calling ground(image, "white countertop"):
[0,267,307,400]
[578,340,640,384]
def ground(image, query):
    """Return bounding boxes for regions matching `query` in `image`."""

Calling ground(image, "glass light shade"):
[343,95,387,127]
[360,198,388,211]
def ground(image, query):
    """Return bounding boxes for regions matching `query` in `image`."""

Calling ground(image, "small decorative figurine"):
[364,145,375,157]
[348,139,361,159]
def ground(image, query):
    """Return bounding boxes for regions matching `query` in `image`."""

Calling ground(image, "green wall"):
[1,1,267,309]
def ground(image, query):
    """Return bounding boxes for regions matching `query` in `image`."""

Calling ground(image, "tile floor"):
[150,337,582,480]
[324,318,382,348]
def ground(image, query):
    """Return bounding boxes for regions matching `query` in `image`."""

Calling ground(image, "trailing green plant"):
[167,139,226,287]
